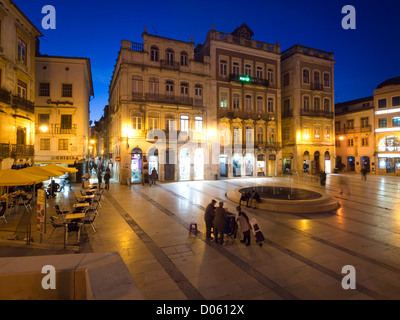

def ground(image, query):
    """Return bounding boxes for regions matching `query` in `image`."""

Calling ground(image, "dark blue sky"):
[14,0,400,122]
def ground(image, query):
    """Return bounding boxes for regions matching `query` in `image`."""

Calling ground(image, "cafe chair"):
[65,221,82,248]
[0,204,7,224]
[54,205,69,215]
[19,195,33,212]
[49,215,64,238]
[84,211,98,232]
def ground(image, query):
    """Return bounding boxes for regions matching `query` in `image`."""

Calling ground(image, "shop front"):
[131,148,142,183]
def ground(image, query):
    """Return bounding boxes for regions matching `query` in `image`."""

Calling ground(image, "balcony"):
[310,82,324,91]
[160,60,180,71]
[0,143,34,158]
[145,93,194,106]
[131,42,144,52]
[12,95,34,113]
[217,108,275,122]
[282,110,294,118]
[36,124,77,135]
[335,125,372,135]
[229,74,270,87]
[300,109,334,118]
[0,87,11,104]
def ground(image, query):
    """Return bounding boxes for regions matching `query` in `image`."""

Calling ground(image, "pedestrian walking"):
[104,171,110,190]
[204,199,216,240]
[236,206,251,246]
[338,175,350,195]
[361,168,367,181]
[320,171,327,186]
[97,170,103,186]
[214,201,228,245]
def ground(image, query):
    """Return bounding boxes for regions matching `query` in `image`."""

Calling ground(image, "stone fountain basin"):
[227,186,339,214]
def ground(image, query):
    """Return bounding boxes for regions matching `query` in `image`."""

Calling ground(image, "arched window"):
[165,48,174,66]
[324,98,330,112]
[150,46,159,62]
[180,51,188,66]
[303,96,310,111]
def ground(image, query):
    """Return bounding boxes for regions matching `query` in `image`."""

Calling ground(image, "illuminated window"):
[195,117,202,132]
[393,117,400,127]
[233,93,240,109]
[220,91,228,108]
[180,115,189,133]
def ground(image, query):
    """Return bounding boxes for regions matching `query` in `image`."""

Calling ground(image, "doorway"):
[179,148,190,181]
[219,155,228,177]
[165,148,175,181]
[194,148,204,180]
[131,148,142,183]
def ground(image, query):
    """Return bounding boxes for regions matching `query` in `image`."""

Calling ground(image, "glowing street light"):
[40,125,49,133]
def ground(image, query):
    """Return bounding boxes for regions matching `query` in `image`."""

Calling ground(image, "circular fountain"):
[227,185,339,213]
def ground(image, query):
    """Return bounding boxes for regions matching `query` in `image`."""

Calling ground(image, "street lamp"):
[39,125,49,133]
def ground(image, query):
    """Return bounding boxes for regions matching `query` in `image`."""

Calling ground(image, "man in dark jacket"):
[214,202,228,244]
[250,190,261,209]
[204,200,216,240]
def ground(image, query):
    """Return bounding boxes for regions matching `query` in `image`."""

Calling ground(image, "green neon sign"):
[239,75,251,82]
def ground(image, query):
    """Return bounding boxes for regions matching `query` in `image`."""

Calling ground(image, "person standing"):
[104,171,110,190]
[214,201,228,245]
[236,206,251,246]
[204,199,216,240]
[250,190,261,209]
[150,167,158,186]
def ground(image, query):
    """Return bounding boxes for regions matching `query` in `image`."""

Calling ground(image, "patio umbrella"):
[43,164,78,173]
[21,166,65,178]
[0,169,48,218]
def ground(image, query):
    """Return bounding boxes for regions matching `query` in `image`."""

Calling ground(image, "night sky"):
[14,0,400,123]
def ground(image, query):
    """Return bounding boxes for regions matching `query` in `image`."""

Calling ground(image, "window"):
[303,96,310,111]
[393,117,400,127]
[220,60,227,76]
[335,140,340,147]
[267,98,274,112]
[256,66,263,79]
[233,93,240,109]
[180,51,188,66]
[313,71,320,84]
[39,83,50,97]
[314,125,320,139]
[233,126,241,143]
[245,126,253,142]
[245,95,252,110]
[303,69,310,84]
[195,84,203,105]
[244,64,252,77]
[150,46,159,62]
[283,99,291,115]
[267,68,274,84]
[335,121,341,131]
[378,118,387,128]
[323,73,330,87]
[347,139,354,147]
[149,78,159,96]
[195,117,202,132]
[166,81,174,96]
[256,96,263,112]
[361,117,369,128]
[38,114,49,125]
[257,127,264,143]
[180,115,189,133]
[232,62,240,75]
[58,139,69,151]
[132,76,143,95]
[324,126,330,139]
[378,99,387,108]
[283,127,290,140]
[62,84,73,97]
[165,116,175,131]
[361,138,369,146]
[268,127,275,143]
[393,96,400,107]
[314,97,321,110]
[165,48,174,66]
[17,38,27,65]
[148,117,159,130]
[283,73,290,86]
[347,119,354,129]
[303,126,310,139]
[180,82,189,96]
[40,139,50,151]
[220,91,228,108]
[61,114,72,130]
[17,80,27,99]
[132,115,142,130]
[324,99,330,112]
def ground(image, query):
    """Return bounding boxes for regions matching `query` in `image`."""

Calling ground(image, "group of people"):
[239,190,261,209]
[204,200,252,246]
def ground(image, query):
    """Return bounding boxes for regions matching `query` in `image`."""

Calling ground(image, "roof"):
[335,96,373,108]
[10,0,43,37]
[376,76,400,89]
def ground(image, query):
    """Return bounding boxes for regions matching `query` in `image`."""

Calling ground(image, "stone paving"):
[1,173,400,300]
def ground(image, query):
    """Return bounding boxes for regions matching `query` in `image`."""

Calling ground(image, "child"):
[236,206,251,246]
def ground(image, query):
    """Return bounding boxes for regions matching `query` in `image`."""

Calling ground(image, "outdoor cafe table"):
[64,213,85,248]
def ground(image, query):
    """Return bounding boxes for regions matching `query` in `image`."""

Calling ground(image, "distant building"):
[34,56,94,171]
[335,76,400,175]
[0,0,42,169]
[335,96,374,173]
[281,44,336,175]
